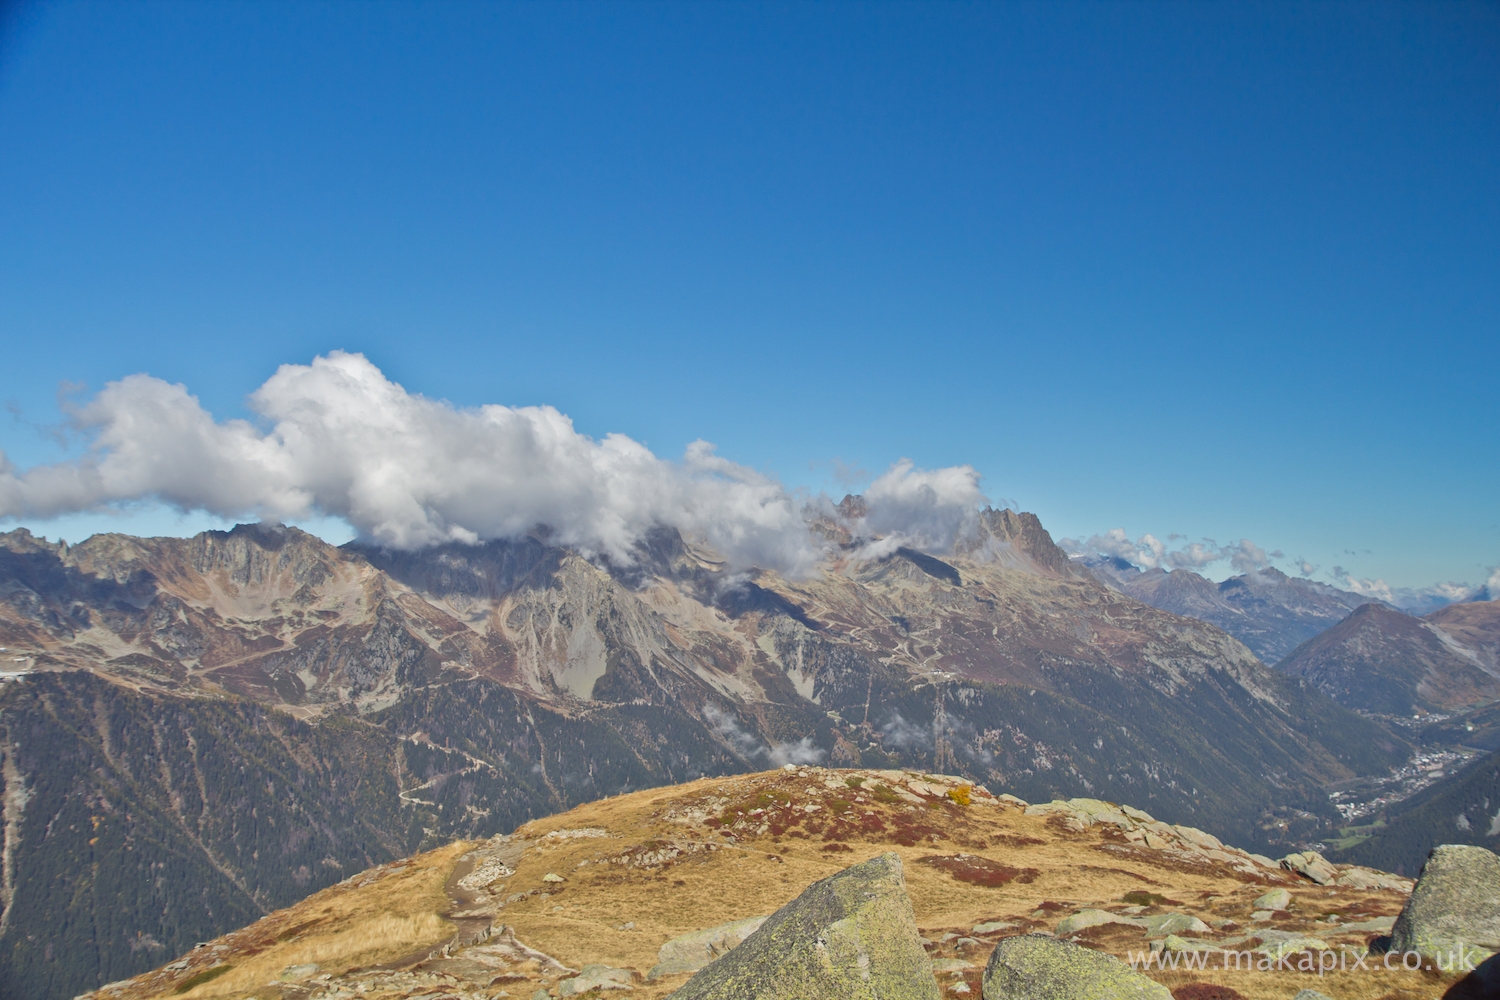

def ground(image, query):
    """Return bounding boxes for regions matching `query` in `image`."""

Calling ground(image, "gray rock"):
[982,934,1171,1000]
[648,916,768,979]
[1141,913,1211,938]
[1291,990,1335,1000]
[1252,888,1291,911]
[972,922,1017,935]
[280,964,320,980]
[669,852,940,1000]
[1390,844,1500,966]
[1280,851,1339,885]
[559,964,633,995]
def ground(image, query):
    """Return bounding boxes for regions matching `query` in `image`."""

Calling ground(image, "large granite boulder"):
[982,934,1171,1000]
[669,852,940,1000]
[1389,844,1500,967]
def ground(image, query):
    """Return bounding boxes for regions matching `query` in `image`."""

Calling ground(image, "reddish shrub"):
[1171,985,1246,1000]
[916,854,1040,887]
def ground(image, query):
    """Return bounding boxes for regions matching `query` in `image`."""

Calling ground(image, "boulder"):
[1252,888,1290,911]
[558,964,633,995]
[648,916,768,979]
[1252,932,1331,960]
[973,921,1017,935]
[981,934,1171,1000]
[1280,851,1339,885]
[1291,991,1335,1000]
[1141,913,1211,938]
[668,852,940,1000]
[1445,951,1500,1000]
[1389,844,1500,965]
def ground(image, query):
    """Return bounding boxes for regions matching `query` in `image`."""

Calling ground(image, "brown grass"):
[104,769,1457,1000]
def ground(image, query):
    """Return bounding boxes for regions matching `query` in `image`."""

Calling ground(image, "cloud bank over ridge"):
[0,352,984,575]
[1063,527,1497,613]
[1062,528,1284,575]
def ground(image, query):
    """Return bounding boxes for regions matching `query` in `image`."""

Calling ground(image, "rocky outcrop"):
[981,934,1171,1000]
[1389,844,1500,966]
[668,852,939,1000]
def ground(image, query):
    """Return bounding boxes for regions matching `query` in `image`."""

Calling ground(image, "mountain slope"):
[1085,561,1377,663]
[77,767,1425,1000]
[1275,602,1500,715]
[0,514,1410,999]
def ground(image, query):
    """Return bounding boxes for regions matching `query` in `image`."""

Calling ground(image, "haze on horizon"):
[0,1,1495,602]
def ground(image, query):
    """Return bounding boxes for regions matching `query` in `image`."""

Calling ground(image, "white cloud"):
[1330,567,1493,614]
[0,352,993,576]
[1064,531,1286,576]
[702,703,825,764]
[853,459,987,556]
[1166,541,1221,570]
[1064,528,1169,570]
[1225,539,1282,574]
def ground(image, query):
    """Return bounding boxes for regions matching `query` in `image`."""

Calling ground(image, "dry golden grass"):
[98,770,1466,1000]
[168,841,466,1000]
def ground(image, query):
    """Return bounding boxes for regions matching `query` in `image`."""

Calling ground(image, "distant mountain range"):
[1081,559,1379,664]
[1276,600,1500,715]
[0,511,1409,1000]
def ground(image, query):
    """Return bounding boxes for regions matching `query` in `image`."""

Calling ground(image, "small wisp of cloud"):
[702,703,826,766]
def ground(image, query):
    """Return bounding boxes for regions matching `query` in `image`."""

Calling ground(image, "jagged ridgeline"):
[0,515,1407,1000]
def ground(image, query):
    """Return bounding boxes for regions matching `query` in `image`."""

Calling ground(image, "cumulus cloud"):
[1166,541,1221,570]
[0,352,994,576]
[1062,530,1282,576]
[1063,528,1169,570]
[849,459,987,559]
[1224,539,1283,573]
[1330,567,1495,614]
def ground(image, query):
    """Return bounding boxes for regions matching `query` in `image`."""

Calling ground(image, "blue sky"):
[0,0,1496,594]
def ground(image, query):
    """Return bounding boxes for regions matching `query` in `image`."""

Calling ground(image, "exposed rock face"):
[668,852,939,1000]
[648,916,767,979]
[981,934,1171,1000]
[1389,844,1500,964]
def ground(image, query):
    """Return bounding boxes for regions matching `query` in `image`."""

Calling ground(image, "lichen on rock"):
[668,852,939,1000]
[1389,843,1500,966]
[981,934,1171,1000]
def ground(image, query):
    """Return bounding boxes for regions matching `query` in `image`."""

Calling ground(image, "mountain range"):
[1276,600,1500,716]
[0,509,1415,1000]
[1081,559,1380,664]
